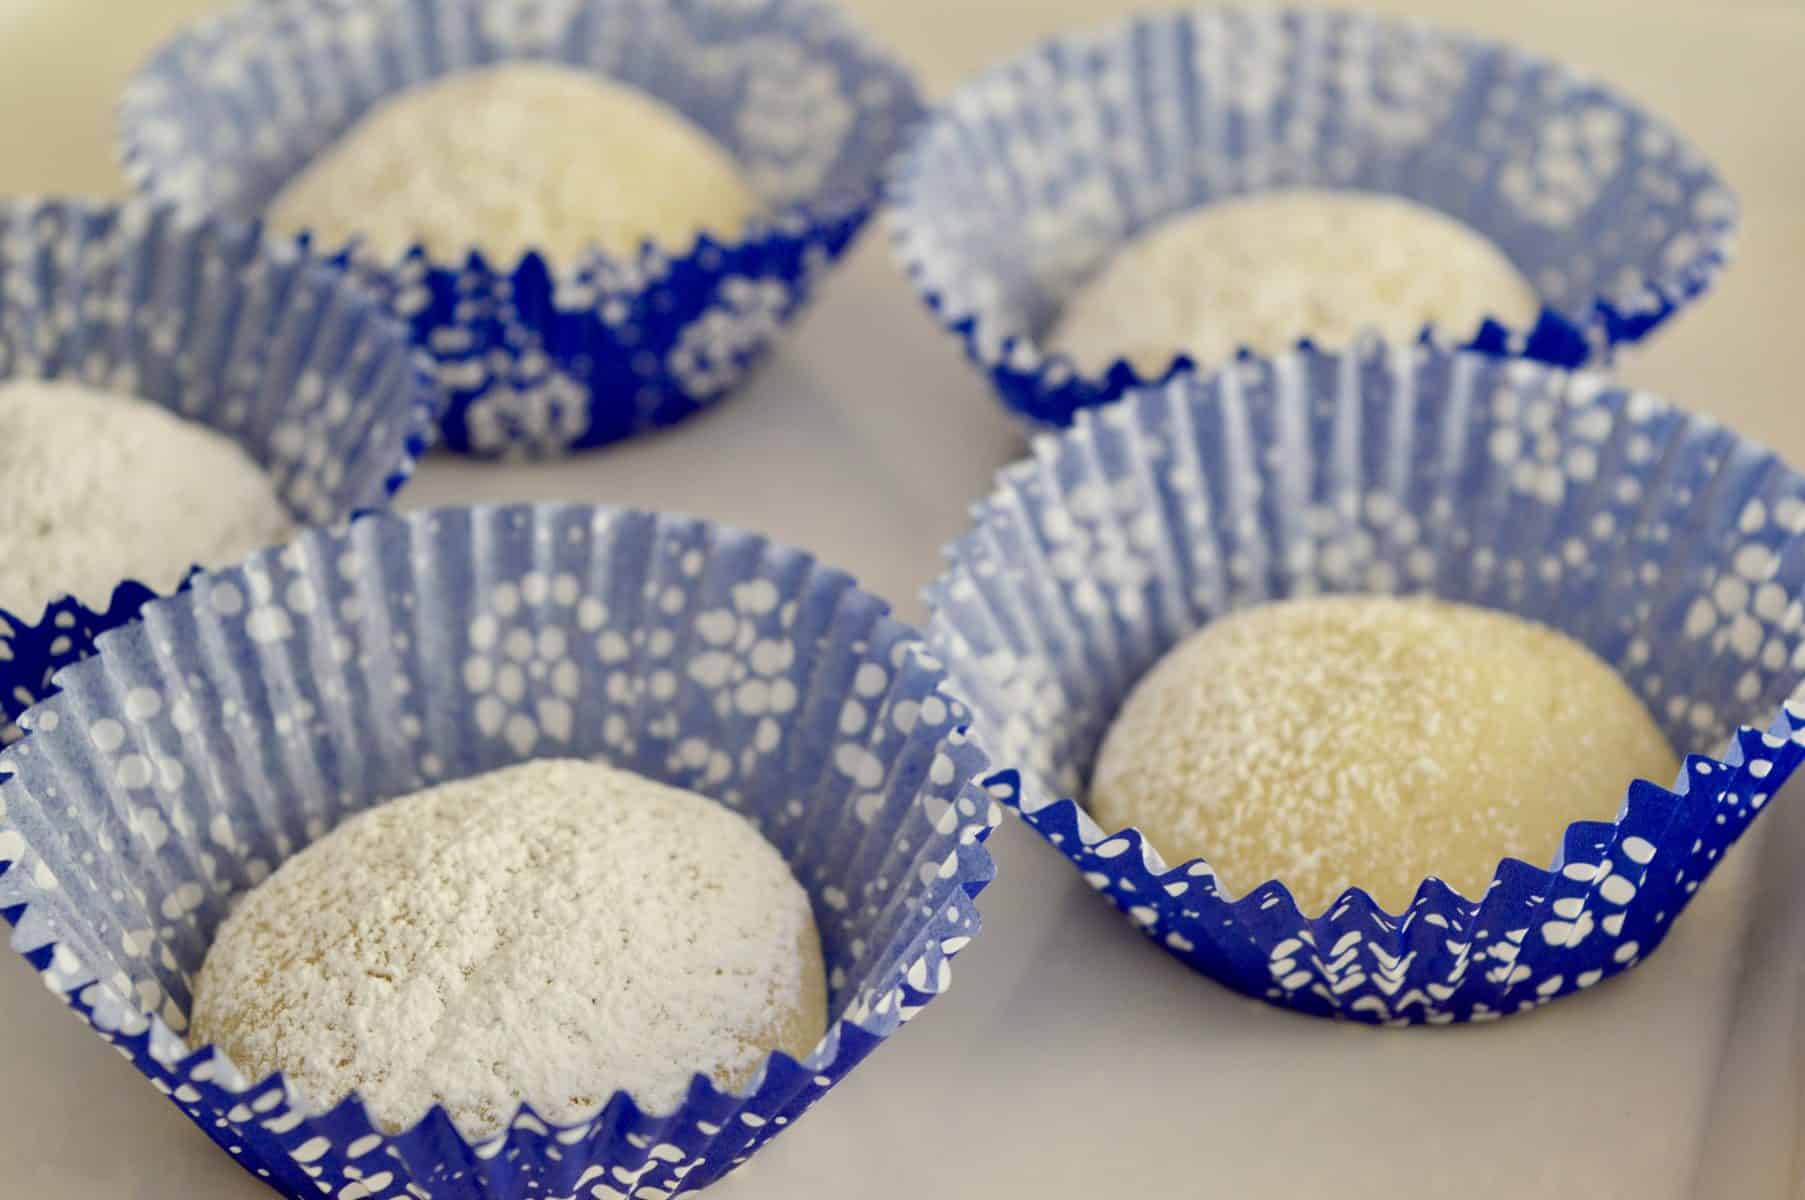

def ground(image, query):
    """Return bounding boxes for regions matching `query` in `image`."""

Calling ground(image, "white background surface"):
[2,1,1804,1197]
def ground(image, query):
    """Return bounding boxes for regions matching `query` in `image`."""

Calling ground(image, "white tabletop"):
[2,2,1804,1198]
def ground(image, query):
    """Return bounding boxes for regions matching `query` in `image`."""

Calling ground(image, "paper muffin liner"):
[889,6,1737,429]
[926,339,1805,1024]
[119,0,924,459]
[0,197,438,744]
[0,503,1001,1198]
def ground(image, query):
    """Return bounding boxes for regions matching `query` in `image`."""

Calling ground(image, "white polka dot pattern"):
[888,7,1736,428]
[120,0,922,458]
[0,198,437,744]
[0,504,1001,1197]
[927,340,1805,1025]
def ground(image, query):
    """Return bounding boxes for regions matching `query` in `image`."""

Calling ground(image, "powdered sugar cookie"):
[1047,191,1539,378]
[0,379,291,619]
[268,62,764,266]
[1089,594,1676,915]
[190,757,826,1134]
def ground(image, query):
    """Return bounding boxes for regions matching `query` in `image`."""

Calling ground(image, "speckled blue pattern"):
[928,341,1805,1024]
[889,7,1736,428]
[0,198,438,745]
[0,504,1000,1198]
[120,0,923,458]
[0,582,169,746]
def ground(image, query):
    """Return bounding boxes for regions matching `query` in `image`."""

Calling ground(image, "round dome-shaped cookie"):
[0,379,292,618]
[190,758,826,1135]
[1089,595,1678,915]
[1046,190,1540,378]
[267,62,765,265]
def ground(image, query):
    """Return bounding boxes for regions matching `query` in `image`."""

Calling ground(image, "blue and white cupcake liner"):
[0,198,438,744]
[890,7,1736,429]
[0,503,1001,1198]
[120,0,924,458]
[926,339,1805,1024]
